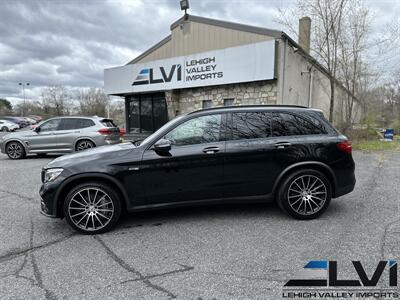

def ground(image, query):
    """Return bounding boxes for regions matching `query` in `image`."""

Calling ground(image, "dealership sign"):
[104,40,275,94]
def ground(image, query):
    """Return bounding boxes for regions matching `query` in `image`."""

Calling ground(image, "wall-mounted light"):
[180,0,189,14]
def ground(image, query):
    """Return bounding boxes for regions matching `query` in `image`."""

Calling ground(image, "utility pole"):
[18,82,30,116]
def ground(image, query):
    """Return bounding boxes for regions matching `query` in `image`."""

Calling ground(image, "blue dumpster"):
[384,128,394,141]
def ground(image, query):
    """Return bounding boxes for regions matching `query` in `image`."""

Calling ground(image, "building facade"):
[105,14,361,137]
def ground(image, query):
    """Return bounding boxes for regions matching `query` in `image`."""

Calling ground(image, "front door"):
[141,113,226,204]
[28,118,61,152]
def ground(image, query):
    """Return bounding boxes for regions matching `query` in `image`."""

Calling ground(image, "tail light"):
[119,128,126,137]
[337,140,352,153]
[98,128,113,135]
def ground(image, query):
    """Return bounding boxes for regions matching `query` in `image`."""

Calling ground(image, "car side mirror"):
[34,126,40,133]
[153,139,171,154]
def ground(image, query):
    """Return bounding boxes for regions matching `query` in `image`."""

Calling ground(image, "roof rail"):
[188,104,309,114]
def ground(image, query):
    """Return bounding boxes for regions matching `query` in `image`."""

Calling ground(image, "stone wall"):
[166,80,278,118]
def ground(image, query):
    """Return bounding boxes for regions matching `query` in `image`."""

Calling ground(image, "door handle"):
[202,146,220,154]
[274,142,292,149]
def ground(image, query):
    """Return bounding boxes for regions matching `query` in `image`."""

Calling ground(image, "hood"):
[45,142,137,169]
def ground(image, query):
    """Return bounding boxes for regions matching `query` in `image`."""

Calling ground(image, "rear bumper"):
[334,180,356,198]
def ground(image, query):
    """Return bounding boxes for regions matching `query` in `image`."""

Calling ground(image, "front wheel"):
[1,126,8,132]
[6,141,26,159]
[64,182,122,234]
[277,169,331,220]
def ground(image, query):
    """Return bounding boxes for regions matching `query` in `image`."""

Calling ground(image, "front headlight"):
[44,168,64,183]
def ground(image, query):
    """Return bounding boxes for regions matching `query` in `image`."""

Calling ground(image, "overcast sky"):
[1,0,399,105]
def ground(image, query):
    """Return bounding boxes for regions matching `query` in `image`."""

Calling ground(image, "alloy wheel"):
[7,143,23,159]
[76,140,94,151]
[68,188,114,232]
[287,175,327,216]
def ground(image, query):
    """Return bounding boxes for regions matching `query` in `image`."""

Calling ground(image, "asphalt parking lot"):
[0,147,399,299]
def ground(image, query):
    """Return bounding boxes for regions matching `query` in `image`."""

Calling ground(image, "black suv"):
[40,105,355,234]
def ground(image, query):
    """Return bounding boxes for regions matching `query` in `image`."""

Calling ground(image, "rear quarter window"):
[100,120,116,127]
[272,112,327,136]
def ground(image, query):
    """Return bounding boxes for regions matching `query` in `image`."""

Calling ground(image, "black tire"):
[63,182,122,234]
[75,139,95,152]
[1,126,8,132]
[277,169,332,220]
[6,141,26,159]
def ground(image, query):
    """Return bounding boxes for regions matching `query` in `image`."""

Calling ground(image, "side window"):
[79,119,95,128]
[59,119,79,130]
[272,112,326,136]
[40,119,61,132]
[164,114,222,146]
[230,112,272,140]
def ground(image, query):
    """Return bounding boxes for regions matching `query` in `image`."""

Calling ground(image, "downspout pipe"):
[280,37,288,104]
[308,67,313,107]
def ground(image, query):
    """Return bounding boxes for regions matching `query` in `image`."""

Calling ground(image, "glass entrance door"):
[127,93,168,135]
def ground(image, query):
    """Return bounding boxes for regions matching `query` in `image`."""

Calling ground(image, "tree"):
[78,88,108,117]
[337,0,370,129]
[0,98,13,115]
[41,85,72,116]
[277,0,348,122]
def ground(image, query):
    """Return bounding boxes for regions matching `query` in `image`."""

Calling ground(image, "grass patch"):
[352,139,400,151]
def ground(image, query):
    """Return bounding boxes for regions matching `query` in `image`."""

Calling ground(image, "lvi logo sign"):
[132,64,182,86]
[284,260,398,287]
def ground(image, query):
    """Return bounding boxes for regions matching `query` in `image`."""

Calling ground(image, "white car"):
[0,120,19,132]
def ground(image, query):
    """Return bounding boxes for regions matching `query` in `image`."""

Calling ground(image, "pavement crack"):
[0,188,36,202]
[120,263,194,284]
[0,233,75,264]
[94,235,179,299]
[1,219,58,299]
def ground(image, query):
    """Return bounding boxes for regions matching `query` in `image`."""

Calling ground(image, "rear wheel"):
[63,182,122,234]
[1,126,8,132]
[6,141,26,159]
[75,140,95,152]
[277,169,331,220]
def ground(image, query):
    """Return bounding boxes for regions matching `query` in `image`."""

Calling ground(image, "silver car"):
[0,116,121,159]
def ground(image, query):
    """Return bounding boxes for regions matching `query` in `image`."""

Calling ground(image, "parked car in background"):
[0,119,19,132]
[0,116,121,159]
[24,117,38,125]
[39,105,356,234]
[29,115,43,123]
[1,116,29,127]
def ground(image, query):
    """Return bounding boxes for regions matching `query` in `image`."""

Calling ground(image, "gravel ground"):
[0,150,399,299]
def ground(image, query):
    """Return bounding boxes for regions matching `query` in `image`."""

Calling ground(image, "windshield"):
[139,115,186,147]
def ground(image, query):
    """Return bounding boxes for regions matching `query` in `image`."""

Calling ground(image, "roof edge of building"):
[171,14,283,38]
[282,33,358,102]
[127,35,172,65]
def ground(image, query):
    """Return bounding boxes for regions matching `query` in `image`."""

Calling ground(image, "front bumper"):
[39,180,63,218]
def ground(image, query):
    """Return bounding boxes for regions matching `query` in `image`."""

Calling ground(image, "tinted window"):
[224,99,234,106]
[164,114,222,146]
[230,112,272,140]
[272,112,326,136]
[79,119,95,128]
[100,119,116,128]
[40,119,61,132]
[202,100,212,109]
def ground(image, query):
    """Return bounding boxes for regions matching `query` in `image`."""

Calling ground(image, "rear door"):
[223,111,280,198]
[57,118,96,151]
